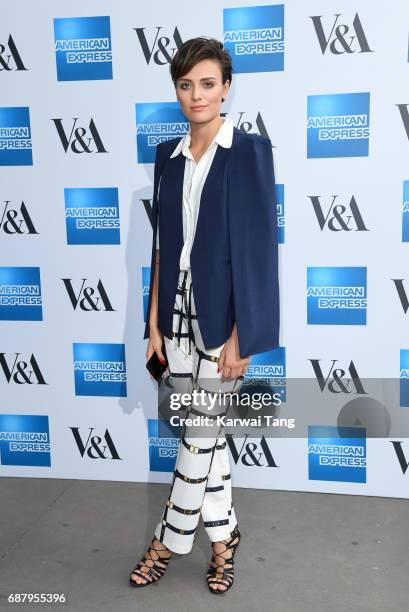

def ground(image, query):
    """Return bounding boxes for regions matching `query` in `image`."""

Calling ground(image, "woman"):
[129,37,279,594]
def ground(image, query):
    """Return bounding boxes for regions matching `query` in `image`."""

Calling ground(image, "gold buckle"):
[180,529,184,535]
[189,444,199,454]
[183,475,188,481]
[185,509,192,515]
[167,500,173,509]
[162,519,166,526]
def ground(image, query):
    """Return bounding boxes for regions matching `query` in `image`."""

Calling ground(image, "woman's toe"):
[132,571,146,584]
[212,580,226,591]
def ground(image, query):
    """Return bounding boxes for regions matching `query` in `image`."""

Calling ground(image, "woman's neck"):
[189,115,224,151]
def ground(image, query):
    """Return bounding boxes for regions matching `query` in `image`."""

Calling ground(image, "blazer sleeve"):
[227,136,280,359]
[155,178,161,248]
[143,143,165,340]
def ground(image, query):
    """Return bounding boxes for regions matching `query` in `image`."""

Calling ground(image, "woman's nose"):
[191,88,202,101]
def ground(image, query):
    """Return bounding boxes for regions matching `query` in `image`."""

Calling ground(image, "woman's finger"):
[217,349,226,374]
[156,346,166,364]
[224,366,233,380]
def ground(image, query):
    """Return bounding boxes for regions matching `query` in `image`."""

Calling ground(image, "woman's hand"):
[217,325,250,380]
[146,325,166,364]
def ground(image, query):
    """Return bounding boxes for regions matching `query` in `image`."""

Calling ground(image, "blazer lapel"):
[191,144,230,258]
[159,142,230,262]
[160,150,186,255]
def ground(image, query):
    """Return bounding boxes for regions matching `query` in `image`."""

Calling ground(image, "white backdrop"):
[1,1,409,499]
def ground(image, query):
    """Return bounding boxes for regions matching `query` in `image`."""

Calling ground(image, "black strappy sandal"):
[129,537,172,588]
[206,525,241,594]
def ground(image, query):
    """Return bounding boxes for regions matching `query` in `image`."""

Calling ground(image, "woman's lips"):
[191,106,206,111]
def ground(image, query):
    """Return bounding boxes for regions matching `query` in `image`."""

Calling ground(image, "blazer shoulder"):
[232,126,272,149]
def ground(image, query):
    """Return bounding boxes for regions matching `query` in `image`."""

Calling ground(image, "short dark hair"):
[170,37,232,87]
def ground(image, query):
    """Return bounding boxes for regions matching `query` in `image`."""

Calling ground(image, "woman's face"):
[175,58,230,125]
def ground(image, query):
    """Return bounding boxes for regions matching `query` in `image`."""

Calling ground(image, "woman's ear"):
[222,80,230,103]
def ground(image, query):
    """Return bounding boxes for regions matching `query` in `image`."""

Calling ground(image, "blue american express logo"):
[307,92,370,158]
[307,267,367,325]
[64,187,120,245]
[308,425,366,483]
[54,16,113,81]
[0,414,51,466]
[0,106,32,166]
[73,343,127,397]
[0,267,42,320]
[223,4,285,73]
[135,102,189,163]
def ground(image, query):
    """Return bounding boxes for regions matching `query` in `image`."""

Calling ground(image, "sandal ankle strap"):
[149,538,172,558]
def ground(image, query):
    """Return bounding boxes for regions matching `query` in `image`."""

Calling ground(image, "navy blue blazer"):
[143,126,280,359]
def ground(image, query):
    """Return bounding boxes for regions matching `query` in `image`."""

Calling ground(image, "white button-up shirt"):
[156,116,234,270]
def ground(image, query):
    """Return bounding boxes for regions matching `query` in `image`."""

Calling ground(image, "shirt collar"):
[169,116,234,159]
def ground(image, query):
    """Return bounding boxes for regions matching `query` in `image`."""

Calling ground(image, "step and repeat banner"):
[2,1,409,499]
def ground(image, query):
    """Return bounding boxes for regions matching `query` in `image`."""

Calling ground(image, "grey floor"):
[0,478,408,612]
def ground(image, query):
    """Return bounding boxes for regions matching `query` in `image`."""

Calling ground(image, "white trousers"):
[154,269,244,554]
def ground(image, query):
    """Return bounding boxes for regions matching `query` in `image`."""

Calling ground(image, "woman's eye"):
[179,82,214,89]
